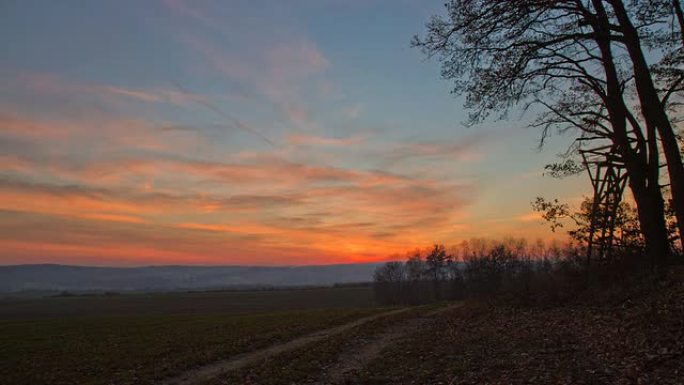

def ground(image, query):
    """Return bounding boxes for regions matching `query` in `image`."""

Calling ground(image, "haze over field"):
[0,263,381,293]
[0,0,589,267]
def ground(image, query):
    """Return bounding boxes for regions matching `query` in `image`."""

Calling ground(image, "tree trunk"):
[673,0,684,45]
[608,0,684,251]
[591,0,671,265]
[629,166,670,267]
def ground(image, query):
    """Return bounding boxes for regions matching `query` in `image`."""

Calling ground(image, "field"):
[0,285,377,319]
[0,286,382,385]
[4,281,679,385]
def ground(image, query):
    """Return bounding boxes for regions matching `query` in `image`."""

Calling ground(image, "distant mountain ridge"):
[0,263,382,293]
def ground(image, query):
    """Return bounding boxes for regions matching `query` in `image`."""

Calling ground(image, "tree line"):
[374,199,682,305]
[375,239,560,305]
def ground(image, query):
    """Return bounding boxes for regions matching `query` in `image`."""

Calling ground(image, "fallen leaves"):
[356,274,684,385]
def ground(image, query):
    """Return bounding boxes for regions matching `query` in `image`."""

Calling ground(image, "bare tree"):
[413,0,679,264]
[405,250,426,282]
[425,244,448,299]
[604,0,684,241]
[373,261,406,304]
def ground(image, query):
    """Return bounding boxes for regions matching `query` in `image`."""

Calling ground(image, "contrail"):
[172,81,276,146]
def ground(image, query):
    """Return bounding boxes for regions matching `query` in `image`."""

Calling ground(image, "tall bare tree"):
[603,0,684,242]
[413,0,680,264]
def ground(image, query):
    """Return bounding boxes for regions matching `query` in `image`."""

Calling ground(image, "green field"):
[0,286,380,385]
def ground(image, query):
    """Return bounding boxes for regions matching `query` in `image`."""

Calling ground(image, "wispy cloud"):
[171,0,332,130]
[286,133,367,147]
[385,134,488,163]
[344,104,362,119]
[20,72,208,106]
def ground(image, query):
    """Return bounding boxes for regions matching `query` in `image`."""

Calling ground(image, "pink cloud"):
[0,110,208,159]
[0,111,76,139]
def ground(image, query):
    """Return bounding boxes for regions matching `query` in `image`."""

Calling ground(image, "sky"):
[0,0,591,266]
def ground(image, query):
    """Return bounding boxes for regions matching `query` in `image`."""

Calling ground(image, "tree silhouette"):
[425,244,449,299]
[413,0,684,264]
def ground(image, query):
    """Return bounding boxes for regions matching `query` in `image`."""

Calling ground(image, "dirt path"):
[317,303,463,385]
[160,307,412,385]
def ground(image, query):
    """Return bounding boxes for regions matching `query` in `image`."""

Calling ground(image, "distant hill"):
[0,263,383,293]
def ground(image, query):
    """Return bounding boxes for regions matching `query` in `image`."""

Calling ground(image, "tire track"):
[317,303,463,384]
[159,307,411,385]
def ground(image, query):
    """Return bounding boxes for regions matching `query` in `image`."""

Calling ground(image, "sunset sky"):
[0,0,590,266]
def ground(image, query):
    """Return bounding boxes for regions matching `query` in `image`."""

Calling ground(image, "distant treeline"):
[373,237,681,306]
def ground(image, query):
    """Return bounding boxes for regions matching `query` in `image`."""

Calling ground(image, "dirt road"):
[317,304,461,384]
[161,303,461,385]
[160,307,412,385]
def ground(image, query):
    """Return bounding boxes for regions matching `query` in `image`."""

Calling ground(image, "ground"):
[2,280,682,385]
[355,278,684,385]
[0,286,377,319]
[0,286,380,385]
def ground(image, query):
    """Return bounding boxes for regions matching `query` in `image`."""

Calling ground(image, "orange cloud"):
[80,213,147,224]
[0,111,76,139]
[0,211,406,265]
[0,154,475,264]
[1,112,483,268]
[517,211,543,222]
[0,104,494,266]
